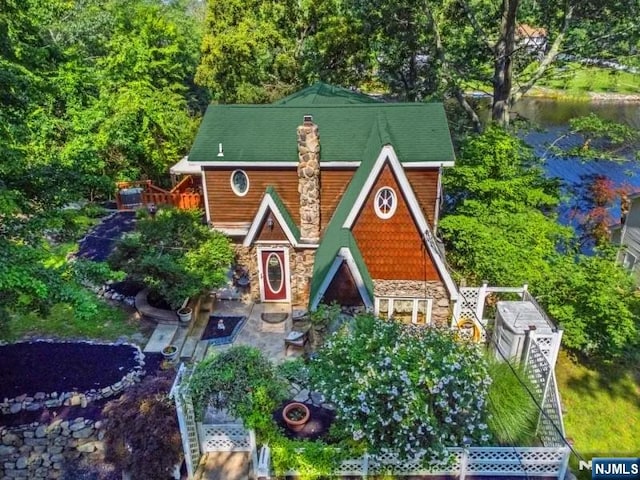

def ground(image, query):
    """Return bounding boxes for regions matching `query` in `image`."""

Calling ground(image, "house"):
[516,24,547,55]
[178,83,459,325]
[611,192,640,274]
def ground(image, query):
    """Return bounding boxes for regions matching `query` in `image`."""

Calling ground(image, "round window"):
[230,170,249,196]
[374,187,397,219]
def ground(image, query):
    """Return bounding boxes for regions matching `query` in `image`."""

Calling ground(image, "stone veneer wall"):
[373,280,451,326]
[234,244,315,305]
[296,120,320,242]
[0,418,104,479]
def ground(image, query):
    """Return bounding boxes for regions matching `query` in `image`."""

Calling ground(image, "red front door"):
[260,250,288,301]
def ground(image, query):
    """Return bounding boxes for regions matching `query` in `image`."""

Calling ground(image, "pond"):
[475,96,640,233]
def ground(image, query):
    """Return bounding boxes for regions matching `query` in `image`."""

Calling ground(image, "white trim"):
[403,161,455,168]
[265,252,285,294]
[257,247,291,302]
[373,187,397,219]
[201,173,211,224]
[433,166,443,235]
[243,194,298,247]
[200,160,453,169]
[374,297,433,325]
[310,247,373,310]
[342,145,458,300]
[230,170,249,197]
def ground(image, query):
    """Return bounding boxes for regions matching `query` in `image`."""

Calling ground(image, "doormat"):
[202,316,246,346]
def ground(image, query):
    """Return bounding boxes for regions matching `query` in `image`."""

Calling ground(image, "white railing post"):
[549,329,563,368]
[459,448,468,480]
[476,283,488,320]
[557,447,570,480]
[362,452,369,478]
[249,429,258,476]
[257,445,271,479]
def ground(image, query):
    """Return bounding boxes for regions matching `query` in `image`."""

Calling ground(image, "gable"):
[256,209,289,242]
[352,164,440,281]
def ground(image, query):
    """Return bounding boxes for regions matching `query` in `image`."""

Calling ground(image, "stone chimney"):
[297,115,321,243]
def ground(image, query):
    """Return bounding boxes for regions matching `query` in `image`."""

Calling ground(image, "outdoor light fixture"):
[267,216,274,230]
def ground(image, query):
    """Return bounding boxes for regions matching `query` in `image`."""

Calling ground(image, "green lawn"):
[538,63,640,94]
[555,351,640,476]
[6,302,143,342]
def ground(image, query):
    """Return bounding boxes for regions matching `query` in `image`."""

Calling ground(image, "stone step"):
[144,324,178,353]
[170,322,191,353]
[193,340,210,362]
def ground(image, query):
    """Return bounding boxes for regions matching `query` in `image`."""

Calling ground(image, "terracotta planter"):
[177,307,192,323]
[282,402,310,432]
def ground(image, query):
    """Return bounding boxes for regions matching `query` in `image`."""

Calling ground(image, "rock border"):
[0,340,146,415]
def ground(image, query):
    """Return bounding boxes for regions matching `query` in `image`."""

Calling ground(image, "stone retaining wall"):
[0,417,104,479]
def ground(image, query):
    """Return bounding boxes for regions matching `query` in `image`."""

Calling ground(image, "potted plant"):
[162,345,179,361]
[177,306,192,323]
[282,401,310,432]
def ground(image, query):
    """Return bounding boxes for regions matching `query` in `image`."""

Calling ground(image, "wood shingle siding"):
[320,169,355,232]
[352,165,440,281]
[405,169,439,226]
[204,168,300,225]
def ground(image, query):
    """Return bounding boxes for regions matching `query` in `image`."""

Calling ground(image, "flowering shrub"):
[310,315,492,461]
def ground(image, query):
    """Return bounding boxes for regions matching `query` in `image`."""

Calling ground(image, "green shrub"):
[188,346,287,424]
[310,314,492,461]
[276,358,310,387]
[486,359,538,445]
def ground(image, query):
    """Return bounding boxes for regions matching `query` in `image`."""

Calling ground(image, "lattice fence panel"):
[329,447,567,477]
[171,365,201,479]
[458,288,480,321]
[525,340,566,447]
[466,447,568,475]
[198,424,252,452]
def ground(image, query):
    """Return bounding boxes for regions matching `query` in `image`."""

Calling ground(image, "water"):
[502,98,640,237]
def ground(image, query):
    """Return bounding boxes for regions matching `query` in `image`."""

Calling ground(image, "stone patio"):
[144,298,307,364]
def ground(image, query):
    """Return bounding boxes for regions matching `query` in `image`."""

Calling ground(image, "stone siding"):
[234,244,316,306]
[0,418,104,479]
[373,280,451,326]
[297,120,320,242]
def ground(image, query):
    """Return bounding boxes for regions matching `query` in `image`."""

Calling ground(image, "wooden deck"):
[115,175,203,211]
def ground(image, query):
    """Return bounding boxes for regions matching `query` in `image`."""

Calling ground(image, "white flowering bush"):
[310,314,492,461]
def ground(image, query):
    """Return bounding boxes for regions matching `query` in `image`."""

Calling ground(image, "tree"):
[103,373,182,480]
[439,126,570,286]
[538,249,640,359]
[108,208,234,309]
[196,0,303,103]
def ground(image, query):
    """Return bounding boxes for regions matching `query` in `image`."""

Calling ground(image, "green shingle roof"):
[189,89,454,164]
[264,186,300,242]
[273,82,380,105]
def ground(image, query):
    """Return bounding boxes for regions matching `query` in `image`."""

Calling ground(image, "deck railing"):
[115,177,203,211]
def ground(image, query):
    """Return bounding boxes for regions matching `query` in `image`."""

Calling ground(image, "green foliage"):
[276,358,310,387]
[567,113,640,160]
[109,207,234,309]
[103,373,182,479]
[270,438,341,479]
[486,360,537,446]
[196,0,302,103]
[538,249,640,359]
[440,127,570,286]
[188,346,287,423]
[309,301,341,327]
[72,259,126,288]
[310,314,492,461]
